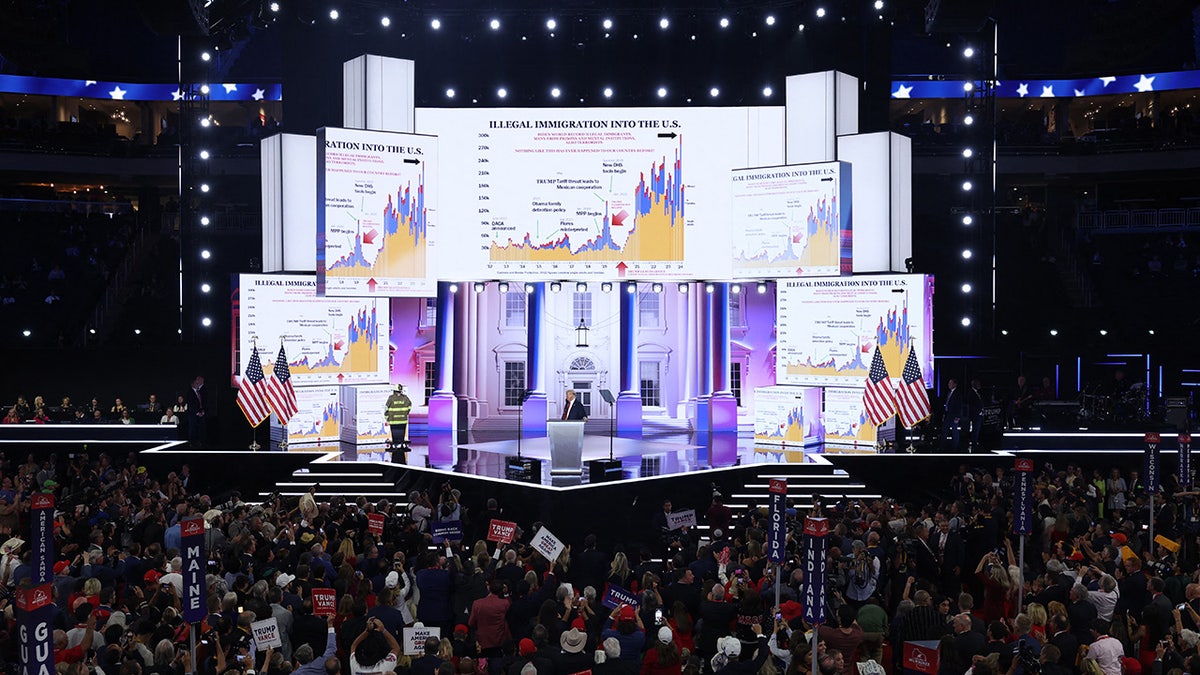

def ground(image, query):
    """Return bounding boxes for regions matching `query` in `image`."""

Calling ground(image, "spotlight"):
[602,18,612,29]
[1099,329,1108,336]
[705,283,714,293]
[134,329,142,335]
[601,282,613,293]
[963,47,975,58]
[709,87,720,97]
[961,317,971,327]
[961,181,972,191]
[551,87,561,98]
[269,2,279,11]
[652,282,663,293]
[546,18,556,30]
[21,330,31,338]
[473,282,485,293]
[798,23,805,31]
[89,328,96,335]
[1149,329,1156,335]
[199,149,210,160]
[329,9,338,20]
[497,87,507,98]
[1049,329,1058,336]
[201,317,212,327]
[757,282,768,294]
[200,215,210,226]
[200,183,210,192]
[381,16,390,27]
[1000,329,1009,336]
[200,249,211,259]
[550,281,562,293]
[201,283,212,293]
[201,51,211,62]
[576,282,587,292]
[489,18,500,30]
[199,117,211,127]
[525,283,535,294]
[874,0,884,8]
[498,281,509,293]
[816,7,826,17]
[430,18,441,29]
[765,15,775,25]
[961,283,972,293]
[730,283,741,294]
[603,87,613,98]
[678,282,689,294]
[762,86,773,98]
[445,88,455,98]
[625,282,636,294]
[963,81,974,92]
[657,87,667,98]
[200,84,210,95]
[962,215,973,226]
[962,148,973,158]
[964,114,974,125]
[961,249,972,259]
[659,17,669,29]
[719,17,729,28]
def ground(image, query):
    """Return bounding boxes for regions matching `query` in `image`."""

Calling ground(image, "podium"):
[547,421,585,475]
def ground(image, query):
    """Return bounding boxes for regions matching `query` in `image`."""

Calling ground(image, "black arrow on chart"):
[820,177,834,182]
[403,158,421,165]
[657,132,678,139]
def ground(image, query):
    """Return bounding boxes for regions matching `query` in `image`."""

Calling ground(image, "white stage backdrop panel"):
[823,387,877,446]
[753,386,823,447]
[317,127,438,296]
[340,384,393,444]
[279,386,340,444]
[731,162,851,278]
[776,274,934,388]
[236,274,389,386]
[417,107,777,280]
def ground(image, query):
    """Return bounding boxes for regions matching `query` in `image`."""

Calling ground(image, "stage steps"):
[714,461,884,513]
[260,460,408,501]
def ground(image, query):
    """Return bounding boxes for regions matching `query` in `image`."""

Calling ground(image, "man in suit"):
[1067,583,1098,647]
[952,614,985,664]
[186,375,207,447]
[933,519,964,593]
[561,389,587,420]
[942,379,962,451]
[1047,614,1079,669]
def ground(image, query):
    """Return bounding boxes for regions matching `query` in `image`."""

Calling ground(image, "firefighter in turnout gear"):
[384,384,412,463]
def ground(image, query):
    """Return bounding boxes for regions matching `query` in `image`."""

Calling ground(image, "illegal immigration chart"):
[317,127,438,296]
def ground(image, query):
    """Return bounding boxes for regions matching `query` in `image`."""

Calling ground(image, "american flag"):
[897,347,931,427]
[862,346,898,426]
[265,345,299,424]
[236,346,271,427]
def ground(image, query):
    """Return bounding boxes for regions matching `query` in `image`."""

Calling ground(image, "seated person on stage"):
[562,388,588,421]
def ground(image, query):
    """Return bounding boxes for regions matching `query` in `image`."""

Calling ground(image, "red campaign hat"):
[572,617,588,631]
[1120,657,1141,675]
[618,604,637,621]
[144,569,163,585]
[780,600,804,622]
[1068,551,1084,561]
[519,638,537,657]
[1111,533,1127,544]
[454,625,469,636]
[54,560,70,575]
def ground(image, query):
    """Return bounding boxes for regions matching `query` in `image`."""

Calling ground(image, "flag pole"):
[249,422,260,451]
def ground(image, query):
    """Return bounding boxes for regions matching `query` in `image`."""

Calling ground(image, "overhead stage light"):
[678,283,689,294]
[546,18,556,30]
[473,282,485,293]
[652,283,663,293]
[963,47,975,58]
[497,282,509,293]
[602,18,612,29]
[719,17,729,28]
[757,282,768,294]
[489,18,500,30]
[430,18,441,29]
[601,282,613,293]
[381,16,390,27]
[329,9,338,20]
[576,282,587,292]
[550,282,562,292]
[657,87,667,98]
[603,87,613,98]
[659,17,669,29]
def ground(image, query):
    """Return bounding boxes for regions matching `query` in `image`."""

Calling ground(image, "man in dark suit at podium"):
[561,389,587,421]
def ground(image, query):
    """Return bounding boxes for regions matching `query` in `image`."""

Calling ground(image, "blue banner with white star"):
[892,69,1200,100]
[0,75,281,102]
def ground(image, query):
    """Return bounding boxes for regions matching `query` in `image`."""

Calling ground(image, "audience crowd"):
[3,392,189,426]
[0,451,1198,675]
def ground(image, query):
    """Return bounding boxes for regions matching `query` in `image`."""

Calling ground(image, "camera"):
[1017,639,1040,675]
